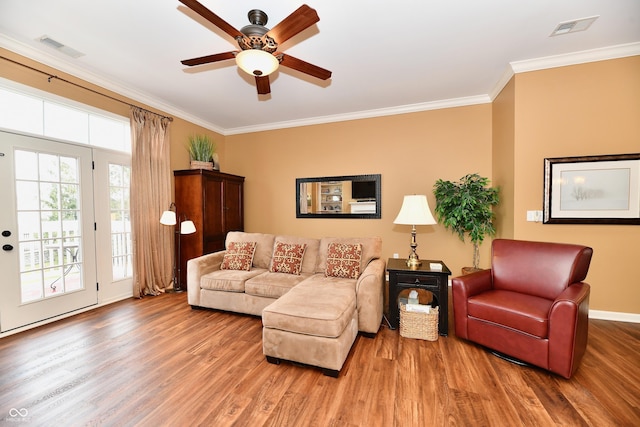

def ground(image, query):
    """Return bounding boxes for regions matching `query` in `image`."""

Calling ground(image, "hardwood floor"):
[0,293,638,426]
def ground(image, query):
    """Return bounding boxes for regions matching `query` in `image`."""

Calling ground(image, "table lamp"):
[393,195,437,268]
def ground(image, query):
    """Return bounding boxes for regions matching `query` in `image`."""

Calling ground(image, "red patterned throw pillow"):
[221,241,257,271]
[270,242,307,275]
[325,242,362,279]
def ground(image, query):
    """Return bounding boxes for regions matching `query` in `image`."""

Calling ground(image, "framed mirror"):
[296,174,381,219]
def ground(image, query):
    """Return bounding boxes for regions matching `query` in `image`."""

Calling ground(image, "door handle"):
[2,230,10,237]
[2,244,13,251]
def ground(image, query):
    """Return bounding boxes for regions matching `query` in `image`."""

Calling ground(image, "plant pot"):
[190,160,214,170]
[461,267,483,275]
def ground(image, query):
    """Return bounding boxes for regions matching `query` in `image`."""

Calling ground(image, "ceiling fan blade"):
[181,51,236,66]
[255,76,271,95]
[279,54,332,80]
[267,4,319,44]
[179,0,243,39]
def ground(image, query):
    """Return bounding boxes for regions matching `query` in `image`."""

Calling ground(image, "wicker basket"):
[399,304,439,341]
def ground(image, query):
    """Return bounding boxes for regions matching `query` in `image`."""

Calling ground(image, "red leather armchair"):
[452,239,593,379]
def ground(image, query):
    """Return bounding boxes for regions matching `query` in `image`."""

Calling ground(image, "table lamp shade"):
[393,195,437,225]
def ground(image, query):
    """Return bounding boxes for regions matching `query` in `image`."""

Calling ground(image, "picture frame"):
[543,153,640,224]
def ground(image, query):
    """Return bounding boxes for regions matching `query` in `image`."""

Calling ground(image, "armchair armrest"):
[187,251,226,306]
[355,258,386,334]
[451,269,493,339]
[548,282,590,378]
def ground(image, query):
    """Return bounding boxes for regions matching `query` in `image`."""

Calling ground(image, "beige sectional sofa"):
[187,231,385,376]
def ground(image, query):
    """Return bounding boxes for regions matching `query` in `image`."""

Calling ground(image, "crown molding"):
[487,42,640,102]
[0,34,226,135]
[224,95,492,135]
[510,41,640,74]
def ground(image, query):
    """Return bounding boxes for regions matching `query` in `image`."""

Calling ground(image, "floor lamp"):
[160,203,196,293]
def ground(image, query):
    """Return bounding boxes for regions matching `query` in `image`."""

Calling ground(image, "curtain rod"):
[1,55,174,122]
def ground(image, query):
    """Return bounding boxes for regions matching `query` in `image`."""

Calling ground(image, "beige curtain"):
[130,107,173,297]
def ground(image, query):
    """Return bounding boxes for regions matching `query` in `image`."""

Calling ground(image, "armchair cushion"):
[467,290,552,338]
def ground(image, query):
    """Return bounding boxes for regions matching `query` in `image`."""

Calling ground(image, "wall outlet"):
[393,253,399,259]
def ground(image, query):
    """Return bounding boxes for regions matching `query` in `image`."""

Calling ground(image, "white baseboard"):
[589,310,640,323]
[0,293,133,339]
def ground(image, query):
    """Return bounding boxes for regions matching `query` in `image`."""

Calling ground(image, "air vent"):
[38,35,85,58]
[550,16,599,36]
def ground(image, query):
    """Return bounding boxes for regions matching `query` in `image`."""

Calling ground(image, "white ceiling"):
[1,0,639,135]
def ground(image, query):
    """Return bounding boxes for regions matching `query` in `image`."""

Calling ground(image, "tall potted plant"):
[187,134,217,170]
[433,173,500,273]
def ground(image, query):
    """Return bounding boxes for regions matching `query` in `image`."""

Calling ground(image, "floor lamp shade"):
[180,220,196,235]
[160,209,176,226]
[393,195,436,268]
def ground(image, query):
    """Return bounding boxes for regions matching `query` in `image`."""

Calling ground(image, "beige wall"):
[2,47,638,315]
[224,106,494,276]
[510,56,640,314]
[492,78,516,239]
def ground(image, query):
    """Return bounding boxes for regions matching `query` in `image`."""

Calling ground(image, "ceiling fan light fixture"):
[235,49,279,76]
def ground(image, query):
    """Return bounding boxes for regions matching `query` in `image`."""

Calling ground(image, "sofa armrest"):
[548,282,590,378]
[355,258,386,334]
[451,269,493,339]
[187,251,226,306]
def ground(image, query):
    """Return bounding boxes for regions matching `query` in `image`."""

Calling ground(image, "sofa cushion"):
[200,268,268,292]
[325,242,362,279]
[316,237,382,276]
[226,232,275,269]
[270,241,307,275]
[262,278,357,338]
[221,241,256,271]
[467,289,553,338]
[245,272,312,299]
[273,235,321,274]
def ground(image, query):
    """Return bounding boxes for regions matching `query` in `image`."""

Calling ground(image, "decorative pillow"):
[270,242,307,275]
[325,242,362,279]
[221,241,257,271]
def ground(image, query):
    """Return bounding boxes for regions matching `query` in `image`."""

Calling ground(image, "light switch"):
[526,210,543,222]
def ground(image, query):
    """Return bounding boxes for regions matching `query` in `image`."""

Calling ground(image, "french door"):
[0,131,97,332]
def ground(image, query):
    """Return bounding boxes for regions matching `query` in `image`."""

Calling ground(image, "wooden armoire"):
[174,169,244,290]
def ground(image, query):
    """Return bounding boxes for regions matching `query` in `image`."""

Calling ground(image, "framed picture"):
[543,153,640,224]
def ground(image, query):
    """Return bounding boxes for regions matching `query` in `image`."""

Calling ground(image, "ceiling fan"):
[179,0,332,95]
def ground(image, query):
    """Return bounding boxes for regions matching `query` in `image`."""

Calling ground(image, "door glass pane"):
[14,149,85,302]
[20,270,43,303]
[14,150,39,180]
[39,153,60,181]
[109,163,132,280]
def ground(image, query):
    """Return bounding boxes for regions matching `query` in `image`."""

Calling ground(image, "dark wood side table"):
[387,258,452,336]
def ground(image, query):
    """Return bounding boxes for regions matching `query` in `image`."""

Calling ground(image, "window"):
[0,84,131,153]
